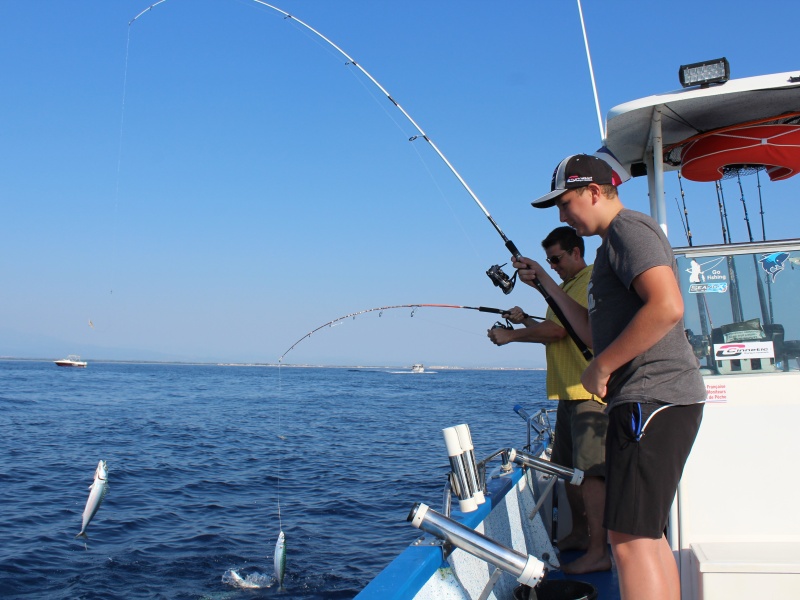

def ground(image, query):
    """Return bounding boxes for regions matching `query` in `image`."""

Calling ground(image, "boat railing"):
[513,404,555,451]
[416,419,581,596]
[356,405,562,599]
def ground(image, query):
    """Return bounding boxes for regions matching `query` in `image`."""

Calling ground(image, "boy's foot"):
[560,552,612,575]
[555,532,589,552]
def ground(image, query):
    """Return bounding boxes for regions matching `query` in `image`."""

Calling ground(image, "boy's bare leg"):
[609,530,679,600]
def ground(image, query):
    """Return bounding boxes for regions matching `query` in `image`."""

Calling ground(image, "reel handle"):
[503,238,593,361]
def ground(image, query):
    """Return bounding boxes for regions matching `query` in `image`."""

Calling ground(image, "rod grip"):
[505,239,522,260]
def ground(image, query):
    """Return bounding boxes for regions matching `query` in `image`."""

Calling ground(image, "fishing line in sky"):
[277,304,544,364]
[128,0,511,246]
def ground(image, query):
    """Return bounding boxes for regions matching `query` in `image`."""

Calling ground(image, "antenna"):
[576,0,605,141]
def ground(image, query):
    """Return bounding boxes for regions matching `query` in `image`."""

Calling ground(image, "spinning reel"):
[486,263,517,295]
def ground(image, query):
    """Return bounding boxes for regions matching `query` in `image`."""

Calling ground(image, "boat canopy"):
[603,70,800,230]
[605,71,800,173]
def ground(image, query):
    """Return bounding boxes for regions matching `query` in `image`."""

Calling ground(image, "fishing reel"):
[491,320,514,331]
[486,263,517,295]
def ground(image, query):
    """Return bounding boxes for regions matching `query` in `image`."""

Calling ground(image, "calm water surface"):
[0,361,547,599]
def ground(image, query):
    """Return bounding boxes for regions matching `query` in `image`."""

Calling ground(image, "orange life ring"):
[679,124,800,182]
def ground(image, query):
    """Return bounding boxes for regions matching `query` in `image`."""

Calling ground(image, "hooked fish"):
[274,529,286,588]
[76,460,109,538]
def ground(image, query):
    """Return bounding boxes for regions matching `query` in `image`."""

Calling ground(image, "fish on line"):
[274,529,286,589]
[76,460,109,540]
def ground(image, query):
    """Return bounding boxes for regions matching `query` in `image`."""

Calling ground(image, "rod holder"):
[443,424,485,512]
[455,424,484,505]
[513,405,545,433]
[509,448,584,486]
[408,503,545,588]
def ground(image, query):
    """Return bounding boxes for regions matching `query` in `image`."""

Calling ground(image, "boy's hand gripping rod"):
[501,235,592,360]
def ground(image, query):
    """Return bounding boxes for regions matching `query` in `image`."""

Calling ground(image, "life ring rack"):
[663,112,800,182]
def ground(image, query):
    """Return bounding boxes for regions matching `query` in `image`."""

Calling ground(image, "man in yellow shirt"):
[488,226,610,574]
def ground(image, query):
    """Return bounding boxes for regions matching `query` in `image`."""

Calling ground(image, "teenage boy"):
[515,154,704,600]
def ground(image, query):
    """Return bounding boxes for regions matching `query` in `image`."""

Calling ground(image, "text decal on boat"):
[714,342,775,359]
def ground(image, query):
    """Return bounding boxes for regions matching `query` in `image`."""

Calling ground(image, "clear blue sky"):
[2,0,798,368]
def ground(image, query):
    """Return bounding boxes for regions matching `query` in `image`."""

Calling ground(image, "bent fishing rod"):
[129,1,592,360]
[277,304,544,363]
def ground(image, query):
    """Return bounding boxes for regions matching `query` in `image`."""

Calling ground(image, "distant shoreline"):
[0,357,544,371]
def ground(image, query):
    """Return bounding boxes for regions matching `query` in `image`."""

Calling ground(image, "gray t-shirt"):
[588,209,706,409]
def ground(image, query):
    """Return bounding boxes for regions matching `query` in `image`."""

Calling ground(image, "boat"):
[54,355,87,368]
[356,62,800,599]
[389,364,437,374]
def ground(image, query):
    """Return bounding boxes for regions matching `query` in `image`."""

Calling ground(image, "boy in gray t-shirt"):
[514,154,704,600]
[590,208,705,410]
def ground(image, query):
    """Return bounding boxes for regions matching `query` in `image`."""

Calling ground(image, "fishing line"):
[128,0,591,360]
[321,48,484,261]
[242,0,484,260]
[91,21,137,341]
[344,70,484,260]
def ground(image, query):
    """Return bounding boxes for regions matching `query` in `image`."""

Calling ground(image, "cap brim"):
[531,188,565,209]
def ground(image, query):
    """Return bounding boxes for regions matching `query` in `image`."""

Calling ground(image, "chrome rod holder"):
[408,503,545,587]
[443,424,485,512]
[510,448,584,486]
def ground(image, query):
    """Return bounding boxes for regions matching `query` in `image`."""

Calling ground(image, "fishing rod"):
[674,173,714,363]
[129,0,593,362]
[675,173,692,247]
[714,181,731,245]
[736,172,772,325]
[277,304,545,364]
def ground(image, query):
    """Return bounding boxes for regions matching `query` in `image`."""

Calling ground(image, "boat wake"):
[387,370,437,374]
[221,568,274,589]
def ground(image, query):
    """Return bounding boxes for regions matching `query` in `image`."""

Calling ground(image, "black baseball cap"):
[532,153,622,208]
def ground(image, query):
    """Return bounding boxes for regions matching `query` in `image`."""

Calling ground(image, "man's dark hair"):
[541,226,584,257]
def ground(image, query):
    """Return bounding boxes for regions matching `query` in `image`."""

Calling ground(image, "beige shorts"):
[550,399,608,478]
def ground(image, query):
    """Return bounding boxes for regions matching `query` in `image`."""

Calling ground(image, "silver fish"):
[274,529,286,588]
[76,460,109,538]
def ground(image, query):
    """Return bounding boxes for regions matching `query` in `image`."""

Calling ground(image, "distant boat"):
[54,355,87,368]
[387,363,436,374]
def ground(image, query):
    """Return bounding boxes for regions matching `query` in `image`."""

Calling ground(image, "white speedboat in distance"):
[54,355,87,368]
[388,364,436,374]
[357,63,800,600]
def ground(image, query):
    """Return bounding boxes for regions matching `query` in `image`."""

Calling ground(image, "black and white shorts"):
[604,401,704,538]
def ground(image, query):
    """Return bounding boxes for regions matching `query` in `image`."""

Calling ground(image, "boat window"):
[675,241,800,374]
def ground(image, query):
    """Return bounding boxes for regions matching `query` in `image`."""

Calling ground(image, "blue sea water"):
[0,360,547,599]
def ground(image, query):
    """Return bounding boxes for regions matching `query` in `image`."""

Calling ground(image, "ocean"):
[0,360,548,599]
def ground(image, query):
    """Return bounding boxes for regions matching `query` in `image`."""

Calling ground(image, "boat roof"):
[605,70,800,171]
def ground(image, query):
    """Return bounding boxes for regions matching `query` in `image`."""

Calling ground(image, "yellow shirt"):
[544,265,598,401]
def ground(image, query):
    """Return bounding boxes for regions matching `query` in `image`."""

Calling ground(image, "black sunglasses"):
[546,251,568,265]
